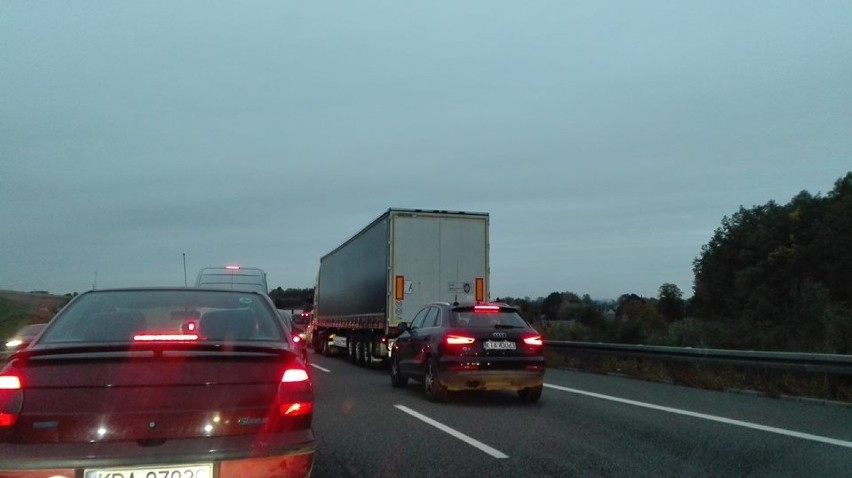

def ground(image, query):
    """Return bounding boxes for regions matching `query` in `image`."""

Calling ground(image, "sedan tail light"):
[281,369,309,383]
[279,401,313,417]
[277,366,313,419]
[0,373,23,428]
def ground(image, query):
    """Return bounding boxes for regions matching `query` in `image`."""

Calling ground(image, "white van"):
[195,266,268,296]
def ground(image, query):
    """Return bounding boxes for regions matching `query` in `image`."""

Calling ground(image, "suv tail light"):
[523,335,543,346]
[445,334,476,345]
[0,373,23,428]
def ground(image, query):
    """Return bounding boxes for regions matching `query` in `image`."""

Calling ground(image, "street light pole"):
[183,253,187,287]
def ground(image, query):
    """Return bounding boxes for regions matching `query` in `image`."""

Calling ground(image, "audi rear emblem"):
[492,332,507,338]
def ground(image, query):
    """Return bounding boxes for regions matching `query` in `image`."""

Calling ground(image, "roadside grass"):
[544,349,852,404]
[0,292,70,343]
[0,299,32,343]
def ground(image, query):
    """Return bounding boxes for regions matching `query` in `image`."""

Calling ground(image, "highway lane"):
[308,354,852,477]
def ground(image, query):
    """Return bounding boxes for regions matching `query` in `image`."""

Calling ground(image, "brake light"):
[281,369,309,383]
[446,335,475,345]
[278,367,312,418]
[0,376,21,390]
[523,336,543,346]
[279,402,313,417]
[225,265,241,270]
[0,373,23,428]
[473,305,500,313]
[133,334,199,342]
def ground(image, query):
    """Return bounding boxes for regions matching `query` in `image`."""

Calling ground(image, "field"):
[0,290,70,342]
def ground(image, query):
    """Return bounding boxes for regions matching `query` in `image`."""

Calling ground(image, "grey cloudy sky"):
[2,1,850,300]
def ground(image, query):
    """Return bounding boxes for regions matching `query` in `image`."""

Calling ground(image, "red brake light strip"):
[473,305,500,313]
[133,334,199,342]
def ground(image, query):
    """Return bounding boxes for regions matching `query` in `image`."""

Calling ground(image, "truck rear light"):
[446,335,476,345]
[523,336,543,346]
[395,276,405,301]
[0,373,23,428]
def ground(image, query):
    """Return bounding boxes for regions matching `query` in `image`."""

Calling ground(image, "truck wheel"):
[314,333,325,355]
[424,358,448,402]
[518,385,543,403]
[358,335,373,367]
[356,336,367,367]
[390,356,408,388]
[348,336,357,363]
[322,335,333,357]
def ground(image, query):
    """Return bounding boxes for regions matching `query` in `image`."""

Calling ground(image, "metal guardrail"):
[544,340,852,375]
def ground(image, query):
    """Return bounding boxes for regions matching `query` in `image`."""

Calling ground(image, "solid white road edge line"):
[310,363,331,373]
[394,405,509,459]
[544,383,852,449]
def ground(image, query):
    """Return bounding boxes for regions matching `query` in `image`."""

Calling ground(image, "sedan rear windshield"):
[451,309,528,328]
[39,290,282,344]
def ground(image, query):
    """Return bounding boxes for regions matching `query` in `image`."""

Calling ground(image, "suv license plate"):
[484,340,516,350]
[85,463,212,478]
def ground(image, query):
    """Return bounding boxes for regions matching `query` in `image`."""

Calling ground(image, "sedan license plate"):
[84,463,212,478]
[483,340,516,350]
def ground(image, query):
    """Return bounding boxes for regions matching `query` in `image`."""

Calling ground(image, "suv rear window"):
[451,307,528,328]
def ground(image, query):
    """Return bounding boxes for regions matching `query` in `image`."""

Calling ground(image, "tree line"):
[502,172,852,353]
[271,172,852,353]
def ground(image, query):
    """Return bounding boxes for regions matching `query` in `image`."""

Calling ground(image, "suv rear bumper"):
[437,356,545,392]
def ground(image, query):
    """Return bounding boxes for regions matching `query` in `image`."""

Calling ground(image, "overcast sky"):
[1,1,850,300]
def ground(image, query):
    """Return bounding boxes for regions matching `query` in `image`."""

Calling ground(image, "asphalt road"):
[308,354,852,478]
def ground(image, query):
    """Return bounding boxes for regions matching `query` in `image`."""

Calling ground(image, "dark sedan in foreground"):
[0,288,314,478]
[390,302,545,402]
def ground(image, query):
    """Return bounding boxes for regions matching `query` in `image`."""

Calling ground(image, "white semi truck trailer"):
[310,208,490,366]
